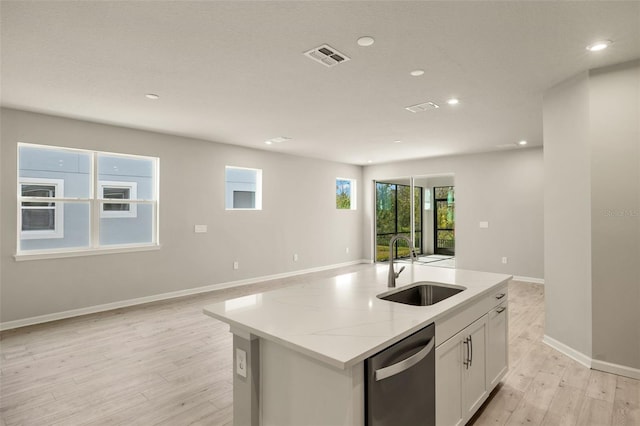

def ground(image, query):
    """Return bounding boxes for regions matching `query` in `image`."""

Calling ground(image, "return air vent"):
[304,44,351,68]
[405,102,440,113]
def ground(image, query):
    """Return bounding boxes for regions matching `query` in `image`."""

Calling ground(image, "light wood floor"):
[1,265,638,425]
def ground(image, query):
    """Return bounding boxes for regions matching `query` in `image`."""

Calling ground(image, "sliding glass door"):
[375,181,422,262]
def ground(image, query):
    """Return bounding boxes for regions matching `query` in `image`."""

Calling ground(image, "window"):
[19,177,64,239]
[336,178,356,210]
[225,166,262,210]
[434,186,455,255]
[17,143,159,256]
[99,181,138,218]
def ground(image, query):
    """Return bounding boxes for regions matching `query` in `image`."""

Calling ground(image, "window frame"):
[16,143,160,260]
[19,177,65,240]
[225,166,262,211]
[336,177,357,210]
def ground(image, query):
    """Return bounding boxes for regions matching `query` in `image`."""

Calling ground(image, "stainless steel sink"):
[378,282,464,306]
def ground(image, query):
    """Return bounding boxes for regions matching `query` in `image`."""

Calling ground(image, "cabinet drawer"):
[436,283,508,346]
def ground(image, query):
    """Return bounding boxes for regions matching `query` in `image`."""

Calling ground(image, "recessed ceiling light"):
[410,69,425,77]
[145,93,160,100]
[518,140,528,146]
[264,141,273,145]
[393,140,402,144]
[357,36,375,47]
[367,160,373,164]
[447,98,460,105]
[586,40,612,52]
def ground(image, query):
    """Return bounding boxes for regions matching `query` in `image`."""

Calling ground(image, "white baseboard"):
[542,335,591,368]
[543,334,640,380]
[513,275,545,284]
[592,359,640,380]
[0,259,368,331]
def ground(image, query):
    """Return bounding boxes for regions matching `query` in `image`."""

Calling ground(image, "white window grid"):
[16,143,159,255]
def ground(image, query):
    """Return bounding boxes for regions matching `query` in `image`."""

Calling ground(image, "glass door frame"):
[374,178,423,262]
[433,186,455,255]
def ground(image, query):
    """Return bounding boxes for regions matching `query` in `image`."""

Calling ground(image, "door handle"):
[496,306,506,314]
[375,337,435,381]
[495,293,506,300]
[469,335,473,367]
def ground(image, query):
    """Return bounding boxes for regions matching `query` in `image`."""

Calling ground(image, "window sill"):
[14,244,161,262]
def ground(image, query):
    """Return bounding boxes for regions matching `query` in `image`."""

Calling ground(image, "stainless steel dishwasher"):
[365,323,435,426]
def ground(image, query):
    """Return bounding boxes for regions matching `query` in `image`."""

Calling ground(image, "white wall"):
[363,148,544,279]
[543,59,640,374]
[543,71,593,359]
[0,108,363,324]
[589,61,640,371]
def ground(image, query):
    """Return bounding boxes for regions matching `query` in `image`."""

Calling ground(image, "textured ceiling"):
[1,1,639,165]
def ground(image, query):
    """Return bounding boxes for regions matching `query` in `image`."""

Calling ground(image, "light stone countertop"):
[203,264,511,370]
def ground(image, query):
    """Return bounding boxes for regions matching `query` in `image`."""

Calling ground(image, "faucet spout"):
[387,235,417,287]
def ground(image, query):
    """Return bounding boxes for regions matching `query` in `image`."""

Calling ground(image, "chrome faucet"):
[388,235,417,287]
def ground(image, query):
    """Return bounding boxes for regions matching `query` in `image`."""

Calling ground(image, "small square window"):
[99,181,138,218]
[336,178,356,210]
[225,166,262,210]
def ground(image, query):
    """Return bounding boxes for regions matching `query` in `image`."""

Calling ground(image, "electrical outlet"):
[345,247,350,254]
[236,348,247,378]
[233,261,239,270]
[502,257,508,264]
[194,224,207,233]
[293,253,299,262]
[479,221,489,229]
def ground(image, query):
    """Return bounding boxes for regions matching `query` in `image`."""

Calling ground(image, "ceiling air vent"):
[405,102,440,113]
[304,44,351,68]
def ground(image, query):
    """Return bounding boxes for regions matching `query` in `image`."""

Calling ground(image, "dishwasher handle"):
[375,337,435,381]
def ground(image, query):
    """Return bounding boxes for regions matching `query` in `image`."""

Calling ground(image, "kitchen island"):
[203,263,511,426]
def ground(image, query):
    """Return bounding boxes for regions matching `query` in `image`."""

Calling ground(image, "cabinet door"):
[487,303,508,388]
[436,334,464,426]
[462,315,488,420]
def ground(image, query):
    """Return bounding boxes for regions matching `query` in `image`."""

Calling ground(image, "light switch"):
[479,221,489,229]
[194,225,207,233]
[236,348,247,378]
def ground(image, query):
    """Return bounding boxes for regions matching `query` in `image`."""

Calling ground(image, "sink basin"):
[378,282,464,306]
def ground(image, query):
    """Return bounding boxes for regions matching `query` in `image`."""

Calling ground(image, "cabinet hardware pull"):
[469,335,473,367]
[374,337,434,381]
[495,293,506,300]
[463,338,470,369]
[496,306,506,314]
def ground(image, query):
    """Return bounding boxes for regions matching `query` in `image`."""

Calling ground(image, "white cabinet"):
[435,284,508,426]
[435,332,464,426]
[436,315,488,426]
[463,316,488,419]
[487,302,508,388]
